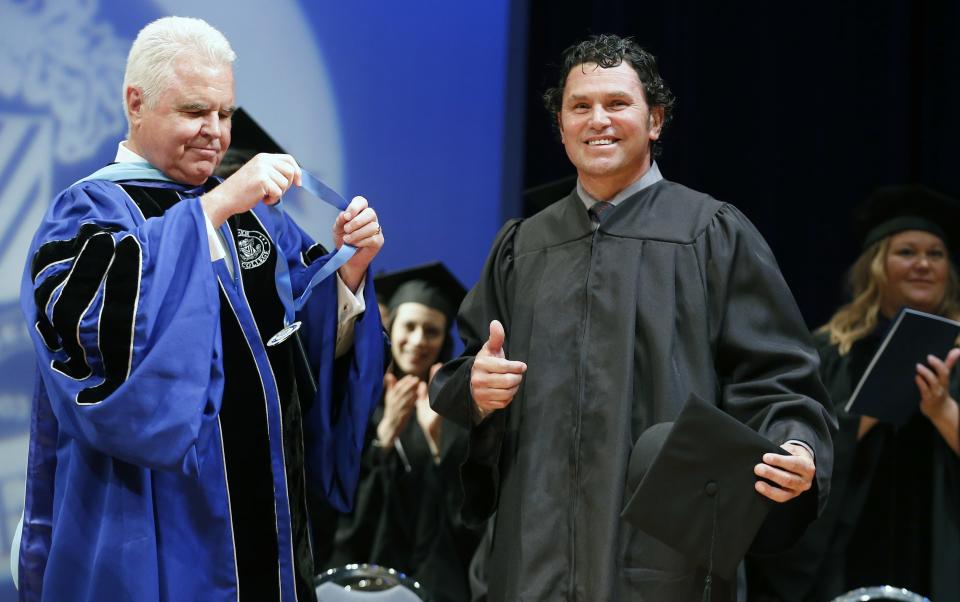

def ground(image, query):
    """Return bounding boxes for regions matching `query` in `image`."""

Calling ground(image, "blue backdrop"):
[0,0,519,596]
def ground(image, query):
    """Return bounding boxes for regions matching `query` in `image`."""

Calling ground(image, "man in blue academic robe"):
[16,16,386,602]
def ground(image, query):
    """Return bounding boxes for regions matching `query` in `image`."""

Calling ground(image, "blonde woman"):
[749,185,960,601]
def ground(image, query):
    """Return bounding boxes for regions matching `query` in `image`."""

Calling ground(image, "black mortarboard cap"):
[854,185,960,253]
[374,262,467,323]
[231,106,285,154]
[621,394,791,581]
[523,174,577,215]
[216,107,286,178]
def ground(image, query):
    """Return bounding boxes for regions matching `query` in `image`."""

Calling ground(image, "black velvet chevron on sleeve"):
[302,242,329,266]
[32,222,144,404]
[77,235,142,405]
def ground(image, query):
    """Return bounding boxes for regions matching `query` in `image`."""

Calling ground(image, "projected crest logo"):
[0,0,342,593]
[0,3,129,582]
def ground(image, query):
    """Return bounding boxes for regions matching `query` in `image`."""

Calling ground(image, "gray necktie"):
[589,201,614,227]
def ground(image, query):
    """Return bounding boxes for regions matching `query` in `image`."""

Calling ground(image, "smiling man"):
[430,34,835,600]
[16,16,385,602]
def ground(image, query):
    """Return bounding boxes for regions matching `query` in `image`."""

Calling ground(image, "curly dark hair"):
[543,34,676,157]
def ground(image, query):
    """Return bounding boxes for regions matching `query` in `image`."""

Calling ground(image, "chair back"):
[314,564,428,602]
[830,586,930,602]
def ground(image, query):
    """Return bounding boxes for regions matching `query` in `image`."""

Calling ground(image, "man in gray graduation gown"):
[430,34,834,601]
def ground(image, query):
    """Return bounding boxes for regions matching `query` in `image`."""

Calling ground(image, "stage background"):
[1,0,958,596]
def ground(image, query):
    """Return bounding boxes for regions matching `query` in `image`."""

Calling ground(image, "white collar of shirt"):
[115,141,146,164]
[577,161,663,210]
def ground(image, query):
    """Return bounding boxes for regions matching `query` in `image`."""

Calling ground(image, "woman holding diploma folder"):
[748,185,960,601]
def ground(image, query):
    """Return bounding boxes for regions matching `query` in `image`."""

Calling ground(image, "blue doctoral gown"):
[17,176,384,602]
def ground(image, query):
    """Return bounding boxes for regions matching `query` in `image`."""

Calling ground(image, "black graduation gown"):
[843,340,960,598]
[431,180,835,601]
[320,401,482,601]
[747,329,960,601]
[746,331,881,601]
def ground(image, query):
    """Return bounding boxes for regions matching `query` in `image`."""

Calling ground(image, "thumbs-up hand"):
[470,320,527,420]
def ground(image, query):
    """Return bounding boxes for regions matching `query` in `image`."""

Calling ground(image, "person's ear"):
[126,86,145,128]
[557,112,565,143]
[648,106,665,140]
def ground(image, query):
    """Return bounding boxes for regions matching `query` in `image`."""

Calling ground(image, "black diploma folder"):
[845,308,960,426]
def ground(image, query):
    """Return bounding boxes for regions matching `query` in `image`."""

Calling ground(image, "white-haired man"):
[16,16,385,602]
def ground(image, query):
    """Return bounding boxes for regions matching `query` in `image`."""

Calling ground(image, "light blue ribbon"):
[79,161,357,335]
[291,171,357,310]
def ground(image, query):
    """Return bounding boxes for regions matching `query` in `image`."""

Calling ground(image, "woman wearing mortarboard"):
[747,185,960,601]
[320,263,482,601]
